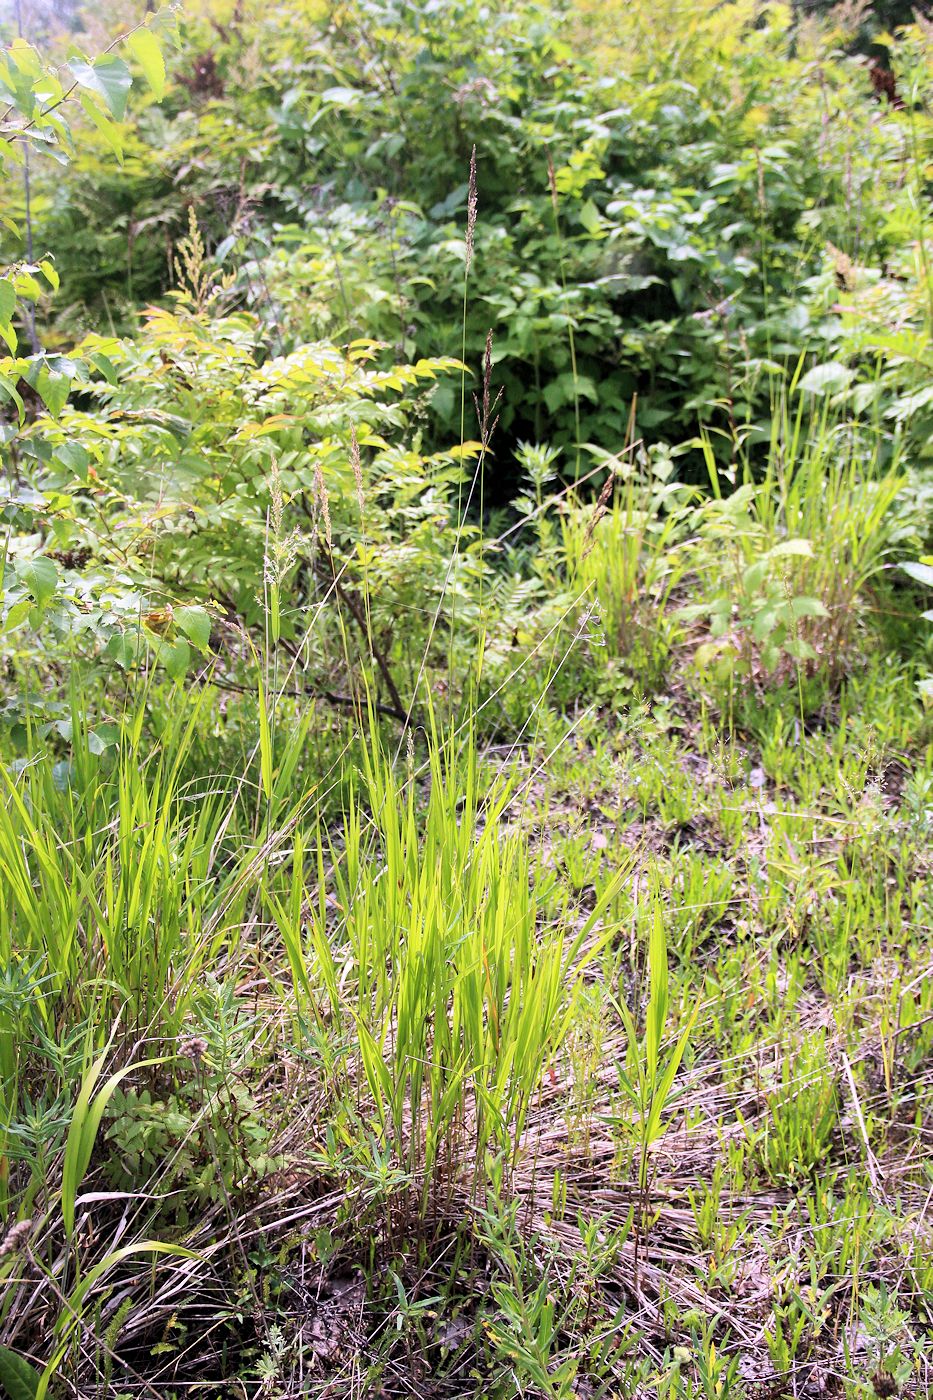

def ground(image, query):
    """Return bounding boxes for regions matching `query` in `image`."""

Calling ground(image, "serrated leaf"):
[68,55,132,120]
[174,605,211,651]
[13,272,41,302]
[159,636,190,681]
[15,556,58,609]
[54,442,90,477]
[104,631,144,668]
[126,29,165,100]
[88,724,121,754]
[30,363,71,417]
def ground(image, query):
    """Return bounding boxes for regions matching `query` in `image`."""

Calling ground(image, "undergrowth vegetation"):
[0,0,932,1396]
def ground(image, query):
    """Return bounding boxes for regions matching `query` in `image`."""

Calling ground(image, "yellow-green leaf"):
[127,29,165,101]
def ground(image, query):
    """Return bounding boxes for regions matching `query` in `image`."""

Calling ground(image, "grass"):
[560,459,692,686]
[0,368,930,1394]
[0,617,930,1396]
[1,20,932,1399]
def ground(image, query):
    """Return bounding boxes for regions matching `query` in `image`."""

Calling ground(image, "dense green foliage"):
[0,0,932,1395]
[11,0,933,471]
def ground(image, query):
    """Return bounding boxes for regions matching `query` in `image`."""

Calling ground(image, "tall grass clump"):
[684,395,904,706]
[561,456,693,687]
[0,697,253,1044]
[0,692,271,1224]
[273,715,622,1224]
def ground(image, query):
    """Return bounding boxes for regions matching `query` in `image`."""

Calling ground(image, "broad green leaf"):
[885,385,933,421]
[160,636,190,681]
[3,599,32,632]
[776,596,829,621]
[0,369,26,417]
[0,279,15,326]
[15,556,57,608]
[88,349,118,384]
[39,260,58,291]
[7,38,42,80]
[127,29,165,100]
[104,631,145,668]
[175,605,211,651]
[321,85,364,106]
[902,561,933,589]
[579,199,602,235]
[798,362,853,396]
[0,1345,40,1400]
[78,91,124,164]
[88,724,121,754]
[742,559,768,592]
[13,272,41,302]
[768,539,813,559]
[54,442,90,477]
[30,363,71,417]
[67,55,132,120]
[784,638,818,661]
[752,608,777,641]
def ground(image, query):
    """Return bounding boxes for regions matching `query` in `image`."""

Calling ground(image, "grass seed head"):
[314,460,333,549]
[0,1218,32,1257]
[466,145,478,273]
[474,329,503,448]
[350,425,364,515]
